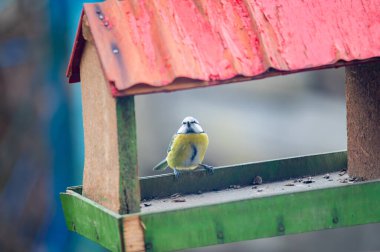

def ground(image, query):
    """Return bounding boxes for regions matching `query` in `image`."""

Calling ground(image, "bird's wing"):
[167,134,177,153]
[152,134,176,171]
[152,159,168,171]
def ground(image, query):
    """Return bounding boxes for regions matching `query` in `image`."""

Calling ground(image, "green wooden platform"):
[60,151,380,251]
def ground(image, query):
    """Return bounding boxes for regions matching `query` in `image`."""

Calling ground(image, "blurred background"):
[0,0,380,251]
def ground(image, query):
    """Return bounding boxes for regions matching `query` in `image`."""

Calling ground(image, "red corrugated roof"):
[67,0,380,96]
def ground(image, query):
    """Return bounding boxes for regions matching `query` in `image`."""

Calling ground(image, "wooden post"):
[117,97,140,214]
[80,28,140,214]
[346,62,380,180]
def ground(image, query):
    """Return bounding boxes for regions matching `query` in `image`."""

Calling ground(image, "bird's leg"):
[173,168,180,179]
[199,164,214,174]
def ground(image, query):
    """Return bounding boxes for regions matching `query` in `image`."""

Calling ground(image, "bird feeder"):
[61,1,380,251]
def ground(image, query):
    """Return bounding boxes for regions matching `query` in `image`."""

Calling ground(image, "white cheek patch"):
[177,125,188,134]
[192,124,204,133]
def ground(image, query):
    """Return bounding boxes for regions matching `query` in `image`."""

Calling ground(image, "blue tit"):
[153,116,213,177]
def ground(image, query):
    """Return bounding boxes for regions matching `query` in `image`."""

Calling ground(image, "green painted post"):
[117,96,141,214]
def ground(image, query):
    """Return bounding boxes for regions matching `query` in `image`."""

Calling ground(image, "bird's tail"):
[153,159,168,171]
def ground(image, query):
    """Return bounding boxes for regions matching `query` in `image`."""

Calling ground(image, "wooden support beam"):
[117,97,140,214]
[346,62,380,180]
[80,36,140,214]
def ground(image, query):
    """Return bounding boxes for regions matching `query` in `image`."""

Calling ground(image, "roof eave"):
[66,10,85,84]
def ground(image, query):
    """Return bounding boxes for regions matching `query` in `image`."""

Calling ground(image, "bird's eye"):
[182,121,186,124]
[191,120,196,124]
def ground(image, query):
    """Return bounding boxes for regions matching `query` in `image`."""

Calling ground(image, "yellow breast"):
[166,133,209,170]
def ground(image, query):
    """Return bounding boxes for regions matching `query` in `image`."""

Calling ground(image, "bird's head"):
[177,116,204,134]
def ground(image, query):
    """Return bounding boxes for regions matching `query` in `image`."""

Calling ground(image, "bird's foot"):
[173,168,180,179]
[199,164,214,174]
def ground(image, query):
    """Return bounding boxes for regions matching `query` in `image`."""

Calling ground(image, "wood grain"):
[117,97,141,214]
[122,216,145,252]
[81,40,121,212]
[346,62,380,179]
[81,41,141,214]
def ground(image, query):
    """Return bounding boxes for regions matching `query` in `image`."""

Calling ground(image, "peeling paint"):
[67,0,380,96]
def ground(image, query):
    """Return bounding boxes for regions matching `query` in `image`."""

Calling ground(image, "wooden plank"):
[60,190,123,252]
[140,151,347,200]
[140,180,380,252]
[122,216,145,252]
[346,62,380,179]
[81,40,141,214]
[116,96,141,214]
[80,39,121,212]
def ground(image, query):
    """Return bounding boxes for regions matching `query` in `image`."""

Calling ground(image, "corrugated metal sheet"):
[67,0,380,96]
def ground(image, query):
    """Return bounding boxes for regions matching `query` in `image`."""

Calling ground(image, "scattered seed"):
[172,198,186,203]
[170,193,182,199]
[323,173,330,179]
[253,176,263,185]
[285,183,295,186]
[252,186,257,189]
[348,177,365,183]
[339,171,346,176]
[143,203,152,207]
[357,177,366,182]
[339,178,348,183]
[303,180,314,184]
[257,189,263,192]
[229,185,241,189]
[303,177,315,184]
[328,178,333,181]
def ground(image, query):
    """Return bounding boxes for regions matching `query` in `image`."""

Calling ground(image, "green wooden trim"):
[140,180,380,252]
[61,180,380,252]
[61,151,356,252]
[140,151,347,199]
[69,151,347,200]
[67,185,82,194]
[116,96,141,214]
[60,190,122,252]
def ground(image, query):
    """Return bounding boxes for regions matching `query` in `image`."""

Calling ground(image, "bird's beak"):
[186,121,191,127]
